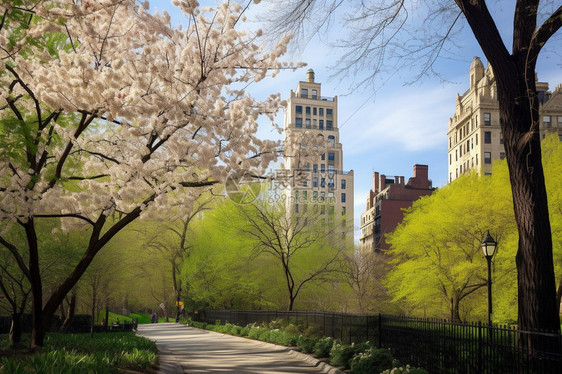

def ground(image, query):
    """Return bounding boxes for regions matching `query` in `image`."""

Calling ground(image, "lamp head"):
[481,231,497,258]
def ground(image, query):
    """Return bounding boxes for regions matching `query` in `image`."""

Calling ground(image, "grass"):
[0,331,157,373]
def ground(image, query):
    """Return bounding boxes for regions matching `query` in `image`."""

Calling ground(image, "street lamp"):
[481,231,497,325]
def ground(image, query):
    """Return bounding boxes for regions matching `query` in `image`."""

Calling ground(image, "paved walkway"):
[136,323,342,374]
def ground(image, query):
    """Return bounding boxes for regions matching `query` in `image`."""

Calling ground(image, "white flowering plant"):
[0,0,301,347]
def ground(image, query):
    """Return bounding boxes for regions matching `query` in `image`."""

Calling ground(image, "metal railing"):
[197,310,562,374]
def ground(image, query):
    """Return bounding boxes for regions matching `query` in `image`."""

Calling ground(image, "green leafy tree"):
[385,173,515,322]
[231,191,349,311]
[386,134,561,323]
[181,197,274,310]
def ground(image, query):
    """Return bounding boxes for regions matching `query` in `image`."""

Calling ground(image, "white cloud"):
[339,82,462,154]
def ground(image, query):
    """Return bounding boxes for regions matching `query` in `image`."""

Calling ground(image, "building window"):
[471,138,474,150]
[484,113,491,126]
[321,164,325,173]
[313,177,318,187]
[455,149,458,161]
[484,131,491,144]
[296,105,302,114]
[319,120,324,130]
[449,137,452,148]
[306,106,311,115]
[328,164,335,173]
[326,108,333,117]
[341,179,346,189]
[313,164,318,173]
[328,135,335,147]
[313,119,317,129]
[328,178,334,188]
[557,116,562,126]
[328,152,335,161]
[341,193,346,203]
[476,115,478,126]
[476,134,478,145]
[543,116,551,128]
[305,118,311,128]
[295,204,299,213]
[500,134,503,144]
[319,108,324,116]
[321,178,325,187]
[449,154,452,165]
[476,154,478,165]
[313,107,317,115]
[484,152,492,164]
[296,118,303,128]
[342,207,346,216]
[301,88,308,97]
[329,206,335,215]
[321,153,325,161]
[326,120,333,130]
[500,152,505,160]
[312,89,317,99]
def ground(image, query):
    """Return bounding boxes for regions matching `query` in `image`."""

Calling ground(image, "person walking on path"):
[137,323,342,374]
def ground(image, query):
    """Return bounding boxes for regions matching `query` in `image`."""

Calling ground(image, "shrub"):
[297,335,318,353]
[268,319,285,330]
[330,342,371,369]
[380,365,429,374]
[313,337,335,358]
[258,330,270,342]
[268,330,284,344]
[248,327,262,340]
[350,347,395,374]
[238,327,250,337]
[303,325,323,337]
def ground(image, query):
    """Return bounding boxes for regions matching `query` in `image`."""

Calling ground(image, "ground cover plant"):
[0,331,156,373]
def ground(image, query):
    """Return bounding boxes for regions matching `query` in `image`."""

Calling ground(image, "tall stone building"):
[282,69,354,235]
[359,165,435,252]
[448,56,562,183]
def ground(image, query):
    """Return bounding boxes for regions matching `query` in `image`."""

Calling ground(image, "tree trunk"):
[456,0,561,350]
[450,295,461,323]
[60,292,76,332]
[556,279,562,311]
[9,312,22,346]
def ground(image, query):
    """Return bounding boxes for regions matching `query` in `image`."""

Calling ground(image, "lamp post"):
[481,231,497,326]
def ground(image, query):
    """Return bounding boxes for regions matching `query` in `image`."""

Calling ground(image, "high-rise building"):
[359,165,435,252]
[282,69,354,235]
[448,56,562,183]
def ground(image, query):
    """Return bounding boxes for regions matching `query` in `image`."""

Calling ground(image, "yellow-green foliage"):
[385,134,561,323]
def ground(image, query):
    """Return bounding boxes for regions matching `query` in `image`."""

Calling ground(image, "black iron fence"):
[0,314,137,334]
[198,310,562,374]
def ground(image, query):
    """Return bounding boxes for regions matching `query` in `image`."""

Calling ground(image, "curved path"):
[137,323,342,374]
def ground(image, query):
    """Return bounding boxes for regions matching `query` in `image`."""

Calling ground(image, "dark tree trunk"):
[556,279,562,311]
[450,295,461,323]
[60,292,76,332]
[9,312,22,345]
[455,0,561,350]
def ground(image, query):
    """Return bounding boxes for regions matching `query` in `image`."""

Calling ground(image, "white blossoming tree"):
[0,0,296,347]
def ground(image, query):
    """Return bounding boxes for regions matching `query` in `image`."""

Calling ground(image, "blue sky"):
[149,0,562,241]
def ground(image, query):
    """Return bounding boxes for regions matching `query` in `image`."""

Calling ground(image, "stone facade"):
[448,56,562,183]
[283,69,354,237]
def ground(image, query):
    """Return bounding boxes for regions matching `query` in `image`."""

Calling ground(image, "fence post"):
[478,321,483,373]
[378,313,382,348]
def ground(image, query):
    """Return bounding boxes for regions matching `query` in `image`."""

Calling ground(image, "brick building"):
[359,164,435,252]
